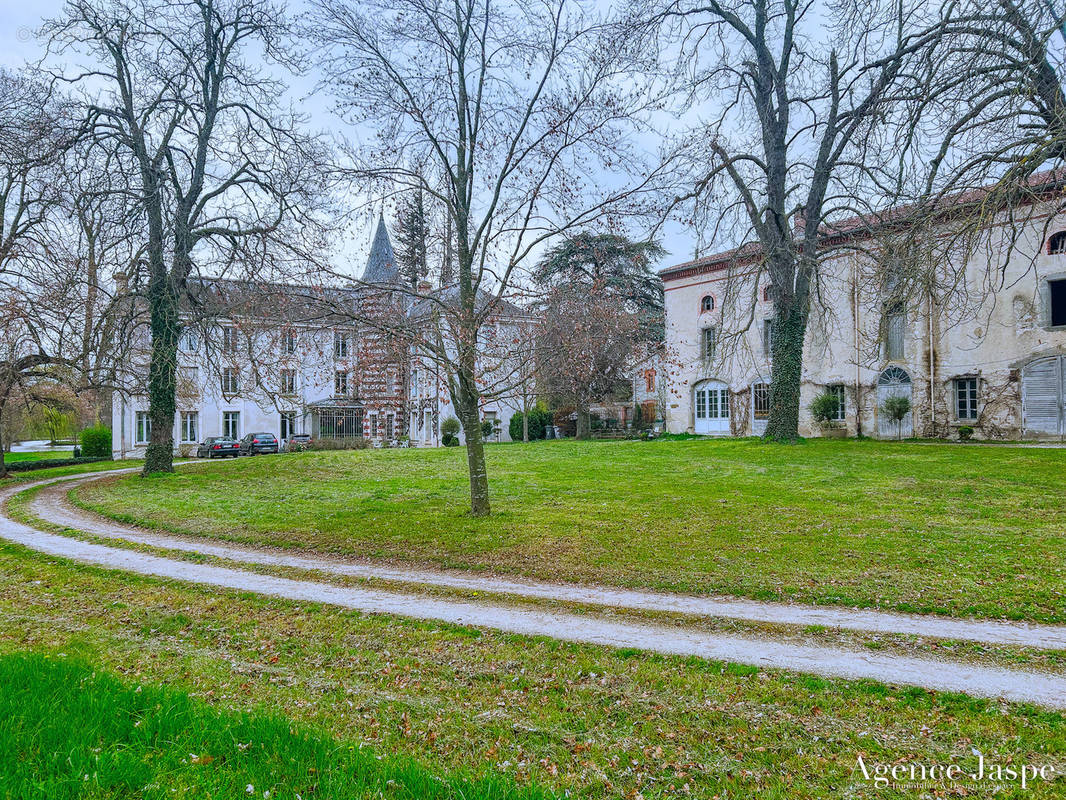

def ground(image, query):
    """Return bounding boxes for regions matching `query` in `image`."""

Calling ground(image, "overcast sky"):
[0,1,695,280]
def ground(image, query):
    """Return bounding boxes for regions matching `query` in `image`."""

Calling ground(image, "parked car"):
[281,434,311,452]
[196,437,239,458]
[239,432,279,455]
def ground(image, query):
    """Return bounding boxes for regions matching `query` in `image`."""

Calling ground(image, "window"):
[180,411,198,443]
[644,369,655,393]
[1048,231,1066,254]
[955,377,978,420]
[695,385,729,419]
[1050,279,1066,326]
[280,369,297,396]
[180,330,199,353]
[827,384,846,421]
[282,328,297,355]
[701,327,716,360]
[222,326,239,354]
[334,370,348,396]
[280,411,296,440]
[761,318,773,355]
[385,413,395,439]
[135,411,151,444]
[334,330,350,359]
[885,302,905,360]
[178,366,199,388]
[752,383,770,420]
[222,367,240,395]
[369,413,378,438]
[223,411,240,439]
[700,295,714,312]
[762,285,771,302]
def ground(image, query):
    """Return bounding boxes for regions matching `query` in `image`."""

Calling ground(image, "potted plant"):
[809,391,847,438]
[880,395,912,440]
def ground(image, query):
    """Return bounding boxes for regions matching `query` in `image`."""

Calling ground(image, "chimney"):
[113,271,129,293]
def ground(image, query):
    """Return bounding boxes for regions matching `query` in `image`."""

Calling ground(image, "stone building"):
[660,184,1066,439]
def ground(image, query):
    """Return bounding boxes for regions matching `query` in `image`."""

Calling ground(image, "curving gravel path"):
[35,474,1066,651]
[3,469,1066,709]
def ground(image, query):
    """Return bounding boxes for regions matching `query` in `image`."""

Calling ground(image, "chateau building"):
[661,184,1066,439]
[111,217,526,456]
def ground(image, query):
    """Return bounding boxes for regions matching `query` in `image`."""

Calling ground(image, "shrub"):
[79,425,112,458]
[808,392,842,429]
[480,419,499,440]
[305,437,369,451]
[958,425,975,441]
[441,416,460,437]
[508,407,553,441]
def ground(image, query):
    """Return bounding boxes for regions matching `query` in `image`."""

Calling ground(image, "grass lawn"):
[0,653,543,800]
[1,541,1063,799]
[76,438,1066,621]
[4,451,67,462]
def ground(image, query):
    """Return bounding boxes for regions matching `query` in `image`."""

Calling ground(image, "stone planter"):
[820,427,848,439]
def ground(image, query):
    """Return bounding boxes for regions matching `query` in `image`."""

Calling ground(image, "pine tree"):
[393,189,428,291]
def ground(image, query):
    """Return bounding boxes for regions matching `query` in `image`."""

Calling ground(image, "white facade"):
[661,197,1066,440]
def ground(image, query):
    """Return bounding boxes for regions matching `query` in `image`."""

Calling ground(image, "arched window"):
[878,366,911,385]
[700,295,714,312]
[1048,231,1066,254]
[762,285,771,302]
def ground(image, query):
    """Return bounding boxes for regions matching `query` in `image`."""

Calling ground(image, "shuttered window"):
[885,303,905,360]
[702,327,716,360]
[1022,357,1064,435]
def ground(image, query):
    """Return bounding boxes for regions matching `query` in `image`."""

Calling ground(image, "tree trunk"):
[764,300,809,442]
[456,385,490,516]
[522,398,529,442]
[143,282,179,474]
[0,397,7,479]
[575,400,591,440]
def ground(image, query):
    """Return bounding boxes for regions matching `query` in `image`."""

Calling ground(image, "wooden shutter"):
[1022,356,1063,436]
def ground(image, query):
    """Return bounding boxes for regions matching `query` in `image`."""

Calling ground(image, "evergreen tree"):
[393,189,428,291]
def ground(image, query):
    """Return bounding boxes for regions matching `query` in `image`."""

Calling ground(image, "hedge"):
[79,425,112,458]
[2,457,111,473]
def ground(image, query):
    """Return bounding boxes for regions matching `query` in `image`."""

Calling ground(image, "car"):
[239,432,279,455]
[281,433,311,452]
[196,437,239,458]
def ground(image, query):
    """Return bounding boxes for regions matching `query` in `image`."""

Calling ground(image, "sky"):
[0,0,696,282]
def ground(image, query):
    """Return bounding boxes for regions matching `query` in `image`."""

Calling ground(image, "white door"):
[1022,356,1065,437]
[877,367,913,439]
[694,381,730,434]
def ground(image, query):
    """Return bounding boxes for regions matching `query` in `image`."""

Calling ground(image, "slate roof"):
[361,214,400,285]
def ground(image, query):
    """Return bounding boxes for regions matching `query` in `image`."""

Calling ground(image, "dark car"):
[281,433,311,452]
[196,437,239,458]
[239,432,279,455]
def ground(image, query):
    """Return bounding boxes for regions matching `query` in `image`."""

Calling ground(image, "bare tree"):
[0,67,78,475]
[310,0,665,514]
[654,0,940,441]
[922,0,1066,193]
[46,0,332,475]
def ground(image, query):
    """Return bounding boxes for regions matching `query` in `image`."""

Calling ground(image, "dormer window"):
[700,295,714,312]
[762,285,771,302]
[1048,231,1066,254]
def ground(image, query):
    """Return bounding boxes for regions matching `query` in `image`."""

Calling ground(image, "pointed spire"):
[361,212,399,285]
